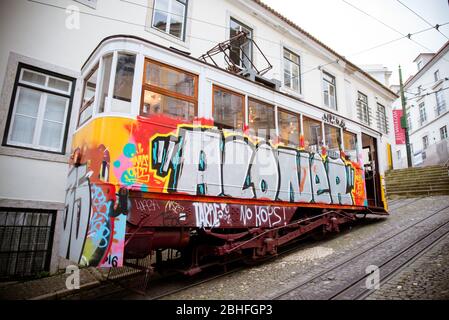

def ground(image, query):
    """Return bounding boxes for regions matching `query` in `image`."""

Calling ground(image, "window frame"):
[77,64,99,128]
[229,17,254,70]
[357,91,370,125]
[441,126,448,140]
[434,70,440,82]
[277,107,301,147]
[419,102,427,126]
[212,85,245,131]
[3,63,75,155]
[322,70,337,110]
[283,48,301,94]
[435,89,447,116]
[422,135,429,150]
[151,0,188,41]
[247,97,276,141]
[302,115,324,153]
[376,103,388,134]
[140,58,198,120]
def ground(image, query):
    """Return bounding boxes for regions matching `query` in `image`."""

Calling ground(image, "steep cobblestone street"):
[138,196,449,300]
[367,233,449,300]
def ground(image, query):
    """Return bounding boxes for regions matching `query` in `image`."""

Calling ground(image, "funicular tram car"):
[60,35,388,273]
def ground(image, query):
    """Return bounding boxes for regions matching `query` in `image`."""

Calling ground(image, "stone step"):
[385,178,449,187]
[385,176,448,182]
[387,189,449,196]
[386,170,448,178]
[386,185,449,193]
[386,165,446,172]
[386,177,449,184]
[386,170,448,177]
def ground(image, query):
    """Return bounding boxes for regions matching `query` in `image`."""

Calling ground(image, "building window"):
[142,59,197,121]
[435,89,446,116]
[343,131,358,162]
[278,108,300,147]
[417,85,422,95]
[323,71,337,110]
[4,65,74,153]
[422,135,429,150]
[356,92,370,125]
[406,112,413,132]
[152,0,188,40]
[248,98,275,141]
[417,60,423,70]
[229,18,253,70]
[397,150,401,160]
[434,70,440,82]
[0,209,56,280]
[303,116,323,153]
[213,86,244,131]
[441,126,448,140]
[419,102,427,126]
[283,48,301,93]
[376,103,388,134]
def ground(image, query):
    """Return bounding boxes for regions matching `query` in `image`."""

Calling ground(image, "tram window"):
[248,98,275,141]
[278,108,300,147]
[324,124,341,154]
[145,60,195,97]
[142,90,195,121]
[111,53,136,113]
[213,86,244,131]
[142,59,197,121]
[79,65,99,126]
[303,116,322,153]
[98,54,113,114]
[344,131,358,162]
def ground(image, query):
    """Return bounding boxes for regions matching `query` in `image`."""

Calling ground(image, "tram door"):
[362,133,383,208]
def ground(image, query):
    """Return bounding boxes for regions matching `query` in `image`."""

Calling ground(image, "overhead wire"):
[396,0,449,40]
[28,0,449,82]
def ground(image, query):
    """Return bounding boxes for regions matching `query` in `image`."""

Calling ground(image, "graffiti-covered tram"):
[60,35,388,273]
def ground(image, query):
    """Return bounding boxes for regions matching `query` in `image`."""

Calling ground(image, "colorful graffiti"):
[128,197,296,229]
[60,146,127,267]
[148,126,366,206]
[62,116,368,266]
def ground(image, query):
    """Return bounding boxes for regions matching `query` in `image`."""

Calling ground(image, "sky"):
[260,0,449,86]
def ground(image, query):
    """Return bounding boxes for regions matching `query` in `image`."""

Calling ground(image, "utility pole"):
[399,65,412,168]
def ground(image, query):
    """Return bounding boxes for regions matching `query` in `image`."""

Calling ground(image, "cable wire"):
[396,0,449,40]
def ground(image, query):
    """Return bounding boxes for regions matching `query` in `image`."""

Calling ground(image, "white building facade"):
[0,0,397,278]
[394,41,449,169]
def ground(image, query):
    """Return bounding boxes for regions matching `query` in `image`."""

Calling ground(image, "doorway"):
[362,133,383,208]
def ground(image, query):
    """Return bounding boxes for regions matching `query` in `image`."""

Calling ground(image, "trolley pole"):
[399,65,412,168]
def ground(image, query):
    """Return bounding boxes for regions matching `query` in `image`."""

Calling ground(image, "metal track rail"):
[272,203,449,300]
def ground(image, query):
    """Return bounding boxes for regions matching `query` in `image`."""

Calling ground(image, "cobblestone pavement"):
[0,267,104,300]
[2,196,449,300]
[366,232,449,300]
[154,196,449,300]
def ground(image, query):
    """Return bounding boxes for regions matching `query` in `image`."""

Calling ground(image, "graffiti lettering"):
[240,205,286,228]
[151,127,361,205]
[60,165,92,264]
[88,184,112,250]
[135,199,160,213]
[193,202,231,228]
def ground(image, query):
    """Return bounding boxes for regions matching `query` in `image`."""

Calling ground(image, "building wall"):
[395,44,449,168]
[0,0,397,274]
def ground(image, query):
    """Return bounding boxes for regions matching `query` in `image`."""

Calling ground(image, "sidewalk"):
[0,268,105,300]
